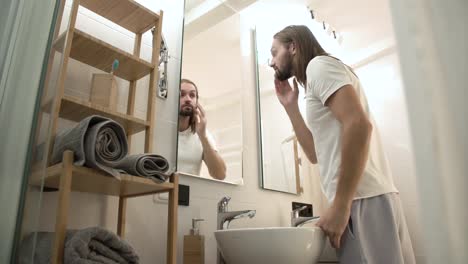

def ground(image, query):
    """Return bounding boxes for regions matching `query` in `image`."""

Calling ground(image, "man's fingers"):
[329,236,336,248]
[327,233,339,249]
[293,78,300,93]
[334,234,341,249]
[293,78,298,88]
[315,218,323,227]
[197,103,206,116]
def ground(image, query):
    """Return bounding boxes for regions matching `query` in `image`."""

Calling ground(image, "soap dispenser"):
[183,218,205,264]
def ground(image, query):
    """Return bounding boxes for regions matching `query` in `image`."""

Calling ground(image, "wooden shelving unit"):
[79,0,160,34]
[59,95,149,135]
[33,0,178,263]
[54,29,155,81]
[31,157,175,198]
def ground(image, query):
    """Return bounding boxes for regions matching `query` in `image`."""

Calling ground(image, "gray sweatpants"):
[337,193,416,264]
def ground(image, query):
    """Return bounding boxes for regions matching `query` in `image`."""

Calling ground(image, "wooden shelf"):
[59,95,149,135]
[54,29,154,81]
[36,2,174,263]
[32,163,174,198]
[80,0,160,34]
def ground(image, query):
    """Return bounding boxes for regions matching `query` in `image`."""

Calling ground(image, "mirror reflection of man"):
[177,79,226,180]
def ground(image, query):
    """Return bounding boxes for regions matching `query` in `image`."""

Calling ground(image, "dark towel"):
[51,115,128,177]
[116,154,170,183]
[18,227,139,264]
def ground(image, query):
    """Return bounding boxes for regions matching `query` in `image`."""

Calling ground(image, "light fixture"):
[326,25,333,36]
[338,34,344,45]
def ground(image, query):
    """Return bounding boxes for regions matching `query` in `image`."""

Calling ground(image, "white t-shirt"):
[177,128,217,175]
[305,55,398,202]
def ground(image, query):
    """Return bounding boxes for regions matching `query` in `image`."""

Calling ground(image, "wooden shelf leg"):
[51,150,73,264]
[126,33,142,148]
[167,173,179,264]
[117,197,127,238]
[145,12,164,153]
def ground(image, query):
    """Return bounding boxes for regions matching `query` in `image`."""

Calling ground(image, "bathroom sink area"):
[214,226,326,264]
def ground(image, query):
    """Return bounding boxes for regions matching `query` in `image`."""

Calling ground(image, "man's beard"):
[274,54,293,81]
[179,105,194,117]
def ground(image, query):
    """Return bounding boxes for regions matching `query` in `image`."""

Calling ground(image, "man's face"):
[180,82,197,117]
[270,39,294,81]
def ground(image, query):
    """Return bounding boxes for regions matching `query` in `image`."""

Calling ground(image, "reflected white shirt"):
[177,128,217,175]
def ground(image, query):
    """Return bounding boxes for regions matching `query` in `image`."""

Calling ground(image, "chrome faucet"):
[217,196,256,264]
[291,205,320,227]
[217,196,256,230]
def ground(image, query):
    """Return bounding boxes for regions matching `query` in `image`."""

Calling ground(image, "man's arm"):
[316,84,372,248]
[328,84,372,209]
[200,136,227,180]
[275,79,317,164]
[195,103,227,180]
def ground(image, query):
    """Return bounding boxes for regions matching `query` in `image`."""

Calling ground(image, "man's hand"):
[316,201,352,249]
[195,102,207,138]
[274,78,299,111]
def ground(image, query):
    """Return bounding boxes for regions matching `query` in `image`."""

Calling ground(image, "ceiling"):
[181,0,397,101]
[185,0,206,12]
[183,0,396,64]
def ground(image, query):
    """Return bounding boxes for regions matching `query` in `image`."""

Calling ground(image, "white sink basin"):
[214,227,326,264]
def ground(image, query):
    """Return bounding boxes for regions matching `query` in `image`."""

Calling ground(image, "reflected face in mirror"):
[177,79,227,181]
[270,39,294,81]
[179,80,198,131]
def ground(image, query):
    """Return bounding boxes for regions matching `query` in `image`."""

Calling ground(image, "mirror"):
[176,1,243,184]
[251,3,324,194]
[255,26,304,194]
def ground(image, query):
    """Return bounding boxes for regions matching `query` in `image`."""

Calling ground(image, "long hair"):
[274,25,328,87]
[180,78,199,133]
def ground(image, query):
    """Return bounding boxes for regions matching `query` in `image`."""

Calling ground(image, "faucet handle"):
[291,205,308,218]
[218,196,231,212]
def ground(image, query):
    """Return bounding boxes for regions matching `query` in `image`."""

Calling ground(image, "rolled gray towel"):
[116,154,170,183]
[18,227,139,264]
[51,115,128,177]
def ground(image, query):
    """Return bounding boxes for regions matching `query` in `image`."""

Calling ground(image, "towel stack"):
[51,115,170,183]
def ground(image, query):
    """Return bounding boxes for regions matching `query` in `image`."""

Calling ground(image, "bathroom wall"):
[389,0,468,262]
[33,1,427,264]
[354,51,426,263]
[36,1,322,264]
[244,0,426,262]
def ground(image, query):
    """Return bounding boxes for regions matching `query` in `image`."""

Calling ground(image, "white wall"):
[30,1,432,264]
[245,0,427,262]
[389,0,468,262]
[36,0,187,263]
[354,51,425,263]
[35,1,322,264]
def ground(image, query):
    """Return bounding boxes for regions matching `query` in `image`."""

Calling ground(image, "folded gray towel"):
[18,227,139,264]
[51,115,128,177]
[116,154,170,183]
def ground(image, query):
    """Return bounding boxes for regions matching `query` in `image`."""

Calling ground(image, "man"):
[177,78,226,180]
[270,25,415,263]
